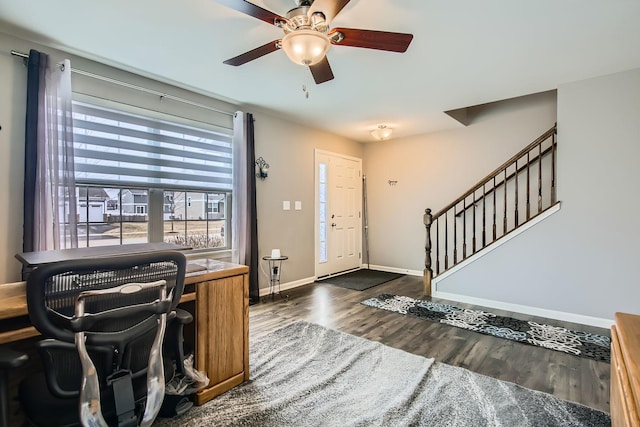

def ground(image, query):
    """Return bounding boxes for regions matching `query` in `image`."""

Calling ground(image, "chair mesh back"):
[44,261,179,325]
[41,344,112,393]
[125,328,158,375]
[25,251,187,399]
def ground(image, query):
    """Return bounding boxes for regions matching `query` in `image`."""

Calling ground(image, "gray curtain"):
[232,112,259,303]
[23,50,77,253]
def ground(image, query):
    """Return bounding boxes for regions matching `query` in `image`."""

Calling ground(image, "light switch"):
[283,201,290,210]
[294,201,302,210]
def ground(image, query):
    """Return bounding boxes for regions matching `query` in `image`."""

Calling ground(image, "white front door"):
[315,150,362,278]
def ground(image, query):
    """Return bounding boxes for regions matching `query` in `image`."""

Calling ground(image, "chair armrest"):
[175,308,193,324]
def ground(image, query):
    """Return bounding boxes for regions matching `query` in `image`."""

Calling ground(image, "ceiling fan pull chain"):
[302,67,311,99]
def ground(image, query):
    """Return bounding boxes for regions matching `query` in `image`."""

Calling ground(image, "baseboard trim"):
[362,264,423,277]
[259,276,316,297]
[432,290,613,329]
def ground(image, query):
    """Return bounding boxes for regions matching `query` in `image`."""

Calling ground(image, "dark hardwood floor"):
[6,274,609,425]
[250,274,610,413]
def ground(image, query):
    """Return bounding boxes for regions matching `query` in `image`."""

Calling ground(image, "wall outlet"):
[283,201,290,210]
[294,201,302,210]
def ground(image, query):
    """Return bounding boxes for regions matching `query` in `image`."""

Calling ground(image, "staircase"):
[423,125,558,294]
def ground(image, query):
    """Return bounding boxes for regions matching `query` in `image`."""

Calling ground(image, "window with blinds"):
[70,99,233,251]
[72,101,232,191]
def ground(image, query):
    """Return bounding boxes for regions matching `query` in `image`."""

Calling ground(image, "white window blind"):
[72,101,233,191]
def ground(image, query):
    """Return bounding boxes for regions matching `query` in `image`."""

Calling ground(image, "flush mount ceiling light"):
[371,125,393,141]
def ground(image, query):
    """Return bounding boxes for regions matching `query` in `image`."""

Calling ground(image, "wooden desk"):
[182,259,250,405]
[611,312,640,427]
[0,258,249,406]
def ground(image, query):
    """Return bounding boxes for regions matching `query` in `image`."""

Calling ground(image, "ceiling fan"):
[218,0,414,84]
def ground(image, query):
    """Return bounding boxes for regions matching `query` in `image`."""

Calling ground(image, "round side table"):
[262,256,288,301]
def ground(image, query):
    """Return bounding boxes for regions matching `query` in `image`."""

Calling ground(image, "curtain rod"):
[10,49,234,117]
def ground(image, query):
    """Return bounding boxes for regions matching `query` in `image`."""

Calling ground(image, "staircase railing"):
[423,124,557,295]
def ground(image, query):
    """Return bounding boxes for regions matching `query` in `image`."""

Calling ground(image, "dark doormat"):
[317,269,404,291]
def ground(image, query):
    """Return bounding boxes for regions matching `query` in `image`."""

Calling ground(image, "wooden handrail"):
[432,125,556,219]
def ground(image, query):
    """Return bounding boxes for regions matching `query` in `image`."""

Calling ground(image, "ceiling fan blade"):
[309,56,334,84]
[308,0,352,24]
[330,28,413,52]
[223,40,281,66]
[217,0,286,26]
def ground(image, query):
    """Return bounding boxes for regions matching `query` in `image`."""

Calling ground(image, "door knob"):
[331,223,337,227]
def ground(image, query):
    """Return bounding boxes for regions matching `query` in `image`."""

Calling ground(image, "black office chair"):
[19,251,189,427]
[0,347,27,427]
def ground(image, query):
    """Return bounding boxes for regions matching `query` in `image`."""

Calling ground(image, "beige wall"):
[362,91,557,272]
[0,30,556,292]
[437,68,640,320]
[252,111,363,288]
[5,29,636,321]
[0,31,363,286]
[0,35,28,282]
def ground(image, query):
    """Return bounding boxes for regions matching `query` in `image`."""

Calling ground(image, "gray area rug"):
[155,321,610,427]
[317,269,404,291]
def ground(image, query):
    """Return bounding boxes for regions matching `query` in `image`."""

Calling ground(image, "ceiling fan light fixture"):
[281,29,330,66]
[371,125,393,140]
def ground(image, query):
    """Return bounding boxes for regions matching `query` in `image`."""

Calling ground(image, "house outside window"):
[70,98,233,251]
[107,199,119,211]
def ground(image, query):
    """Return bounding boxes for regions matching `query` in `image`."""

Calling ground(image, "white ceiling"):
[1,0,640,142]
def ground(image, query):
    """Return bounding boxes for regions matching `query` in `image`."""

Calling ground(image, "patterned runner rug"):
[361,294,610,362]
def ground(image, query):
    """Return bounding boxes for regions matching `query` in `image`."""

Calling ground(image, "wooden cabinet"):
[611,313,640,427]
[182,260,249,405]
